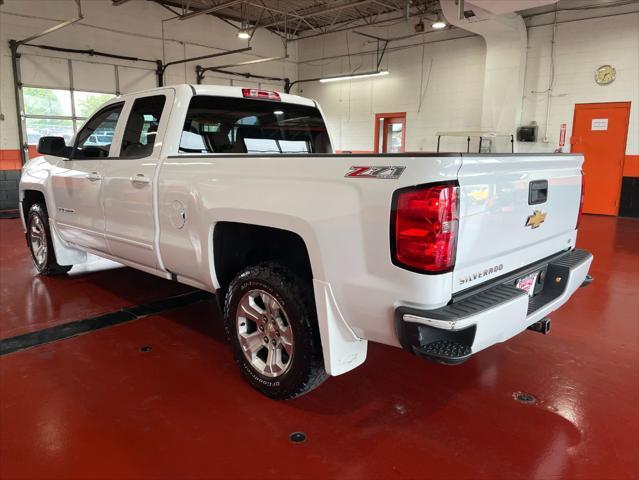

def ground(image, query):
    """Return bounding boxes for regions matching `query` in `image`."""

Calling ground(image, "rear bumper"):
[395,248,593,364]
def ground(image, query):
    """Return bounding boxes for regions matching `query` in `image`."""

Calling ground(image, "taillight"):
[391,183,459,273]
[241,88,281,101]
[576,171,585,229]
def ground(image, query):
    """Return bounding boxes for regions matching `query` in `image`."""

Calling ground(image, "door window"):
[386,121,404,153]
[119,95,166,159]
[73,103,123,159]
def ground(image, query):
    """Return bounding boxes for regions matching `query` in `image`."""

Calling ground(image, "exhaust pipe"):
[528,317,551,335]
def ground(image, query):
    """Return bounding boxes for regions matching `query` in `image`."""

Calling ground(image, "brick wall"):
[0,170,20,211]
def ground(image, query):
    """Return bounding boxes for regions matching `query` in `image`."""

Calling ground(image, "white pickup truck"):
[20,85,593,399]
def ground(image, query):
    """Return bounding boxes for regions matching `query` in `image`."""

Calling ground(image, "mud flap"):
[313,279,367,376]
[49,221,87,266]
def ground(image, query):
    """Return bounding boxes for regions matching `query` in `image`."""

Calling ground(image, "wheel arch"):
[20,189,47,225]
[213,222,316,295]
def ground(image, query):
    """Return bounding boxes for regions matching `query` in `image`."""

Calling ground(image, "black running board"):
[413,340,472,365]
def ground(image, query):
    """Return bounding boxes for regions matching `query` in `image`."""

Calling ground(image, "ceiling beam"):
[261,0,384,29]
[178,0,244,20]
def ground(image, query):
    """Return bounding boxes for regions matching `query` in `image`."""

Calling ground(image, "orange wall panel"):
[0,147,39,171]
[0,150,22,171]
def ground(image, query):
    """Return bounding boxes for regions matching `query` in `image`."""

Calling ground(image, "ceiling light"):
[319,70,389,83]
[431,15,447,29]
[237,28,251,39]
[273,110,284,115]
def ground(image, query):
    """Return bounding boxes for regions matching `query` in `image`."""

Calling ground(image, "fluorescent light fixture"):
[237,28,251,39]
[319,70,389,83]
[431,14,447,29]
[273,110,284,115]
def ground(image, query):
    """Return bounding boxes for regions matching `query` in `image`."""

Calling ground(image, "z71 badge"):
[345,166,406,179]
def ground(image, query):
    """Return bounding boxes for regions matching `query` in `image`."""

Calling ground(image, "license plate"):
[516,272,539,297]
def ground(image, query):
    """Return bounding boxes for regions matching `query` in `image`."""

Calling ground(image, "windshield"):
[179,95,332,154]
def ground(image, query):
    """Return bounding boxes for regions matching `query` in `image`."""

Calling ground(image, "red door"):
[374,113,406,153]
[571,102,630,215]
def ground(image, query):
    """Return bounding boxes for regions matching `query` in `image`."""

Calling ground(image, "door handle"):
[87,172,102,182]
[130,174,151,185]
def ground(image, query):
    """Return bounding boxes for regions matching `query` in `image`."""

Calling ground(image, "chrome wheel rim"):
[236,289,294,378]
[29,215,47,267]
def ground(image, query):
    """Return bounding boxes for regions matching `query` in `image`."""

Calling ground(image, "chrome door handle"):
[130,174,151,185]
[87,172,102,182]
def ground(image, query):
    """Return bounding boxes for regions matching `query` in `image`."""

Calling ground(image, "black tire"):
[224,262,327,399]
[26,203,72,276]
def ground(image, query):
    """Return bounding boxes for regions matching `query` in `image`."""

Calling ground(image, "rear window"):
[179,95,332,154]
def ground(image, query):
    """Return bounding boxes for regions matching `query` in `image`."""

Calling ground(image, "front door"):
[375,113,406,153]
[571,102,630,215]
[101,91,173,269]
[50,103,124,252]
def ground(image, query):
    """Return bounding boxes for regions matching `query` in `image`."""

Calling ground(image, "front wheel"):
[26,203,72,276]
[223,262,327,399]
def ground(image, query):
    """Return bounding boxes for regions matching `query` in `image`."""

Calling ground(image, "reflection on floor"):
[0,219,193,338]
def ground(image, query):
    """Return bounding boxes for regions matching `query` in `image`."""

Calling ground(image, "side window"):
[73,104,123,159]
[119,95,166,159]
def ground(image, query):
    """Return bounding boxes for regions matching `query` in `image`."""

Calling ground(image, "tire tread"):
[224,262,327,399]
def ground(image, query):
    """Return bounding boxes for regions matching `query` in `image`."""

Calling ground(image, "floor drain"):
[140,346,153,353]
[289,432,306,444]
[514,391,537,405]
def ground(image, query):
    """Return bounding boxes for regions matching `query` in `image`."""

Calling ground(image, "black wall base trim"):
[0,210,19,219]
[0,290,212,356]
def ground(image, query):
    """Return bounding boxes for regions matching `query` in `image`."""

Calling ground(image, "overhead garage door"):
[19,52,156,149]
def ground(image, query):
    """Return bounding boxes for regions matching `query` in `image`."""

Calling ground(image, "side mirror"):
[37,136,71,157]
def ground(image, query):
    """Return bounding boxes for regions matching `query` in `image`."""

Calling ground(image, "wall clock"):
[595,65,616,85]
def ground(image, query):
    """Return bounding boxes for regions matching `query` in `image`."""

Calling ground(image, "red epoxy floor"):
[1,215,638,479]
[0,219,192,339]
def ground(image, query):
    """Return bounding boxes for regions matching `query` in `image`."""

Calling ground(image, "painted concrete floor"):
[0,215,638,479]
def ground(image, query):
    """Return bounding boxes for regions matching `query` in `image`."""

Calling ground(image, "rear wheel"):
[224,262,327,399]
[26,203,72,276]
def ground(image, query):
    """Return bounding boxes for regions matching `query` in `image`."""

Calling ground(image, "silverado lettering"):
[459,264,504,286]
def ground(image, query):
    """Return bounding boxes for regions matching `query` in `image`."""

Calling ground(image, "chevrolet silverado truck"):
[19,85,593,399]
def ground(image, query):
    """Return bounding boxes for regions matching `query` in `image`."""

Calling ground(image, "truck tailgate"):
[453,154,583,293]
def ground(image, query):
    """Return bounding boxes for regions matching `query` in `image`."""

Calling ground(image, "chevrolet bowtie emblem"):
[526,210,547,229]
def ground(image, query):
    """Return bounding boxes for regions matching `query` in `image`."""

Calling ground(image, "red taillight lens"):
[241,88,281,101]
[392,183,459,273]
[576,172,585,229]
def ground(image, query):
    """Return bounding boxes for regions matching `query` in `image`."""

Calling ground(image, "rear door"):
[50,103,124,253]
[453,154,583,293]
[101,90,174,269]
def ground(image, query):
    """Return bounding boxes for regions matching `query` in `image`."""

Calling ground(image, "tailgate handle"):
[529,180,548,205]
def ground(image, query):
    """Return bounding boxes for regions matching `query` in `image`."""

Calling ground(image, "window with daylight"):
[73,104,123,159]
[22,87,115,147]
